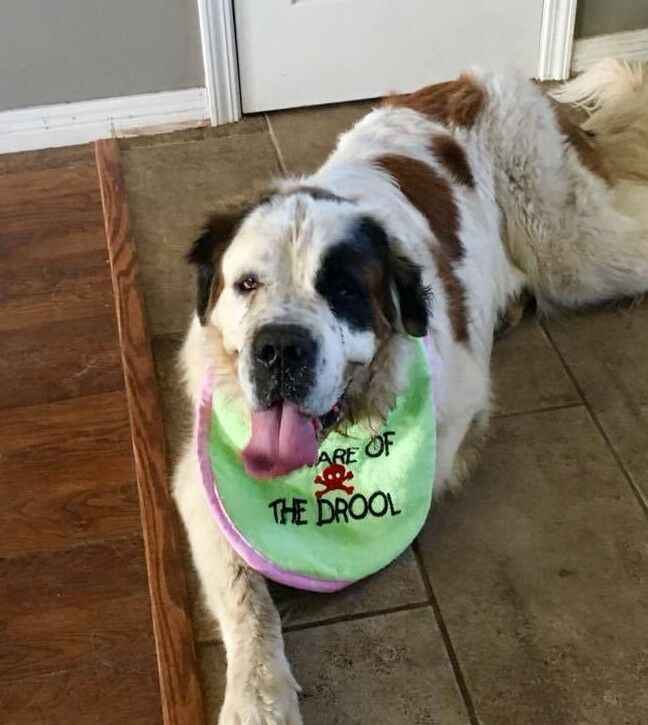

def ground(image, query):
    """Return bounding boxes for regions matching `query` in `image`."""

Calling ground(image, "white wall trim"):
[197,0,241,125]
[572,28,648,73]
[0,88,209,154]
[537,0,578,80]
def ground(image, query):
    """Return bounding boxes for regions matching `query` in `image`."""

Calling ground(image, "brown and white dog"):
[173,60,648,723]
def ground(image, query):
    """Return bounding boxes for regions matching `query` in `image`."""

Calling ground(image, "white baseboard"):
[0,87,210,154]
[572,28,648,73]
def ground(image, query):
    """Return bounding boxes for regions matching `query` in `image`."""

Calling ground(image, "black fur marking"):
[195,260,215,324]
[316,217,430,337]
[316,218,392,332]
[187,229,218,324]
[391,254,431,337]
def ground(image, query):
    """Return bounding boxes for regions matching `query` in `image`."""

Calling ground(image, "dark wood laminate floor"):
[0,145,163,724]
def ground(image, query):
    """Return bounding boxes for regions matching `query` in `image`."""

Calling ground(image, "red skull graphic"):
[314,463,354,499]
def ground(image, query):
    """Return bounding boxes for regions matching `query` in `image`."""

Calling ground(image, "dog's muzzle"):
[251,323,317,408]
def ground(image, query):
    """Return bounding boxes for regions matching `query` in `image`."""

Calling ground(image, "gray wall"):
[0,0,204,112]
[575,0,648,39]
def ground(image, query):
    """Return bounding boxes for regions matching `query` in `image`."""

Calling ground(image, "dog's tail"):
[521,59,648,308]
[550,58,648,183]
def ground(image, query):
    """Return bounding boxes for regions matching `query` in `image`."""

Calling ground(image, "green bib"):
[196,338,436,591]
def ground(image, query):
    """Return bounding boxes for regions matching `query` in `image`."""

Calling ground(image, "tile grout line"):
[265,114,288,175]
[281,600,430,633]
[540,321,648,518]
[491,401,584,420]
[411,541,480,725]
[195,601,432,646]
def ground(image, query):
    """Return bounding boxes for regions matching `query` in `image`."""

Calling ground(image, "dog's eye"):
[332,277,361,298]
[235,275,259,294]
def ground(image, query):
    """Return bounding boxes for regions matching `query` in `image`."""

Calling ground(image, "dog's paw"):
[219,658,302,725]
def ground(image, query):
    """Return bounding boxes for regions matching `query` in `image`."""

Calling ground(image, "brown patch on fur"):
[374,153,468,341]
[187,188,274,323]
[203,205,253,299]
[431,247,469,343]
[375,154,463,261]
[355,243,411,341]
[386,74,486,129]
[550,100,612,183]
[430,135,475,188]
[366,257,430,340]
[365,266,394,338]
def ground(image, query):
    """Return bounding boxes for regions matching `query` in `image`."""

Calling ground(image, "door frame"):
[537,0,578,80]
[198,0,576,125]
[197,0,242,124]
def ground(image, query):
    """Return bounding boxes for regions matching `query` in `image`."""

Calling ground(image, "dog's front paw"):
[219,657,302,725]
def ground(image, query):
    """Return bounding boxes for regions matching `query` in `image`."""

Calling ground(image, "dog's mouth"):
[240,398,344,479]
[317,402,343,431]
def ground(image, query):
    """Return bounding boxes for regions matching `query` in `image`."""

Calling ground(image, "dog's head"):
[188,186,429,477]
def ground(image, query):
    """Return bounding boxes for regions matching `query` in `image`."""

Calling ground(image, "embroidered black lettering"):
[293,498,308,525]
[268,498,284,524]
[334,497,349,523]
[368,491,389,516]
[383,431,396,457]
[318,450,332,465]
[317,498,335,526]
[386,493,402,516]
[348,493,368,520]
[332,448,347,464]
[268,497,308,525]
[365,435,384,458]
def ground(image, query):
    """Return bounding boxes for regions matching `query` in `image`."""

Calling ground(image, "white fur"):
[173,61,648,722]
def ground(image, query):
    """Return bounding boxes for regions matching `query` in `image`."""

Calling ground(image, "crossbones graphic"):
[314,463,354,499]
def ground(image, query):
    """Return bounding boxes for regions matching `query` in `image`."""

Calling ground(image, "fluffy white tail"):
[508,59,648,308]
[550,58,648,182]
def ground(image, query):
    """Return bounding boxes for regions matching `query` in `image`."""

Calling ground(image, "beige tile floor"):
[120,104,648,724]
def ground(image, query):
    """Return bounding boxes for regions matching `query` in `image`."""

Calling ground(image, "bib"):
[196,337,437,592]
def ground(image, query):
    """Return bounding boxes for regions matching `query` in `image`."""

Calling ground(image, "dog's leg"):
[434,411,475,498]
[495,290,531,339]
[434,406,490,499]
[173,449,301,724]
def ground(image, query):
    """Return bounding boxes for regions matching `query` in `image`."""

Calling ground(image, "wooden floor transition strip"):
[95,138,205,725]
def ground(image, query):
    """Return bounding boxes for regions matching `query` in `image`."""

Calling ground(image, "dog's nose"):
[252,324,317,405]
[254,325,315,368]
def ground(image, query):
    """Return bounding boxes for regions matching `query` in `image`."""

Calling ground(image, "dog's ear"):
[351,216,430,337]
[389,251,431,337]
[187,193,271,324]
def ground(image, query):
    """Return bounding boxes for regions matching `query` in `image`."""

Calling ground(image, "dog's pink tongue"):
[241,403,318,479]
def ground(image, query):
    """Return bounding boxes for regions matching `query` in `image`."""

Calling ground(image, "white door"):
[234,0,545,113]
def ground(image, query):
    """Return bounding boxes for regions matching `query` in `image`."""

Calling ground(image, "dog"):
[172,59,648,723]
